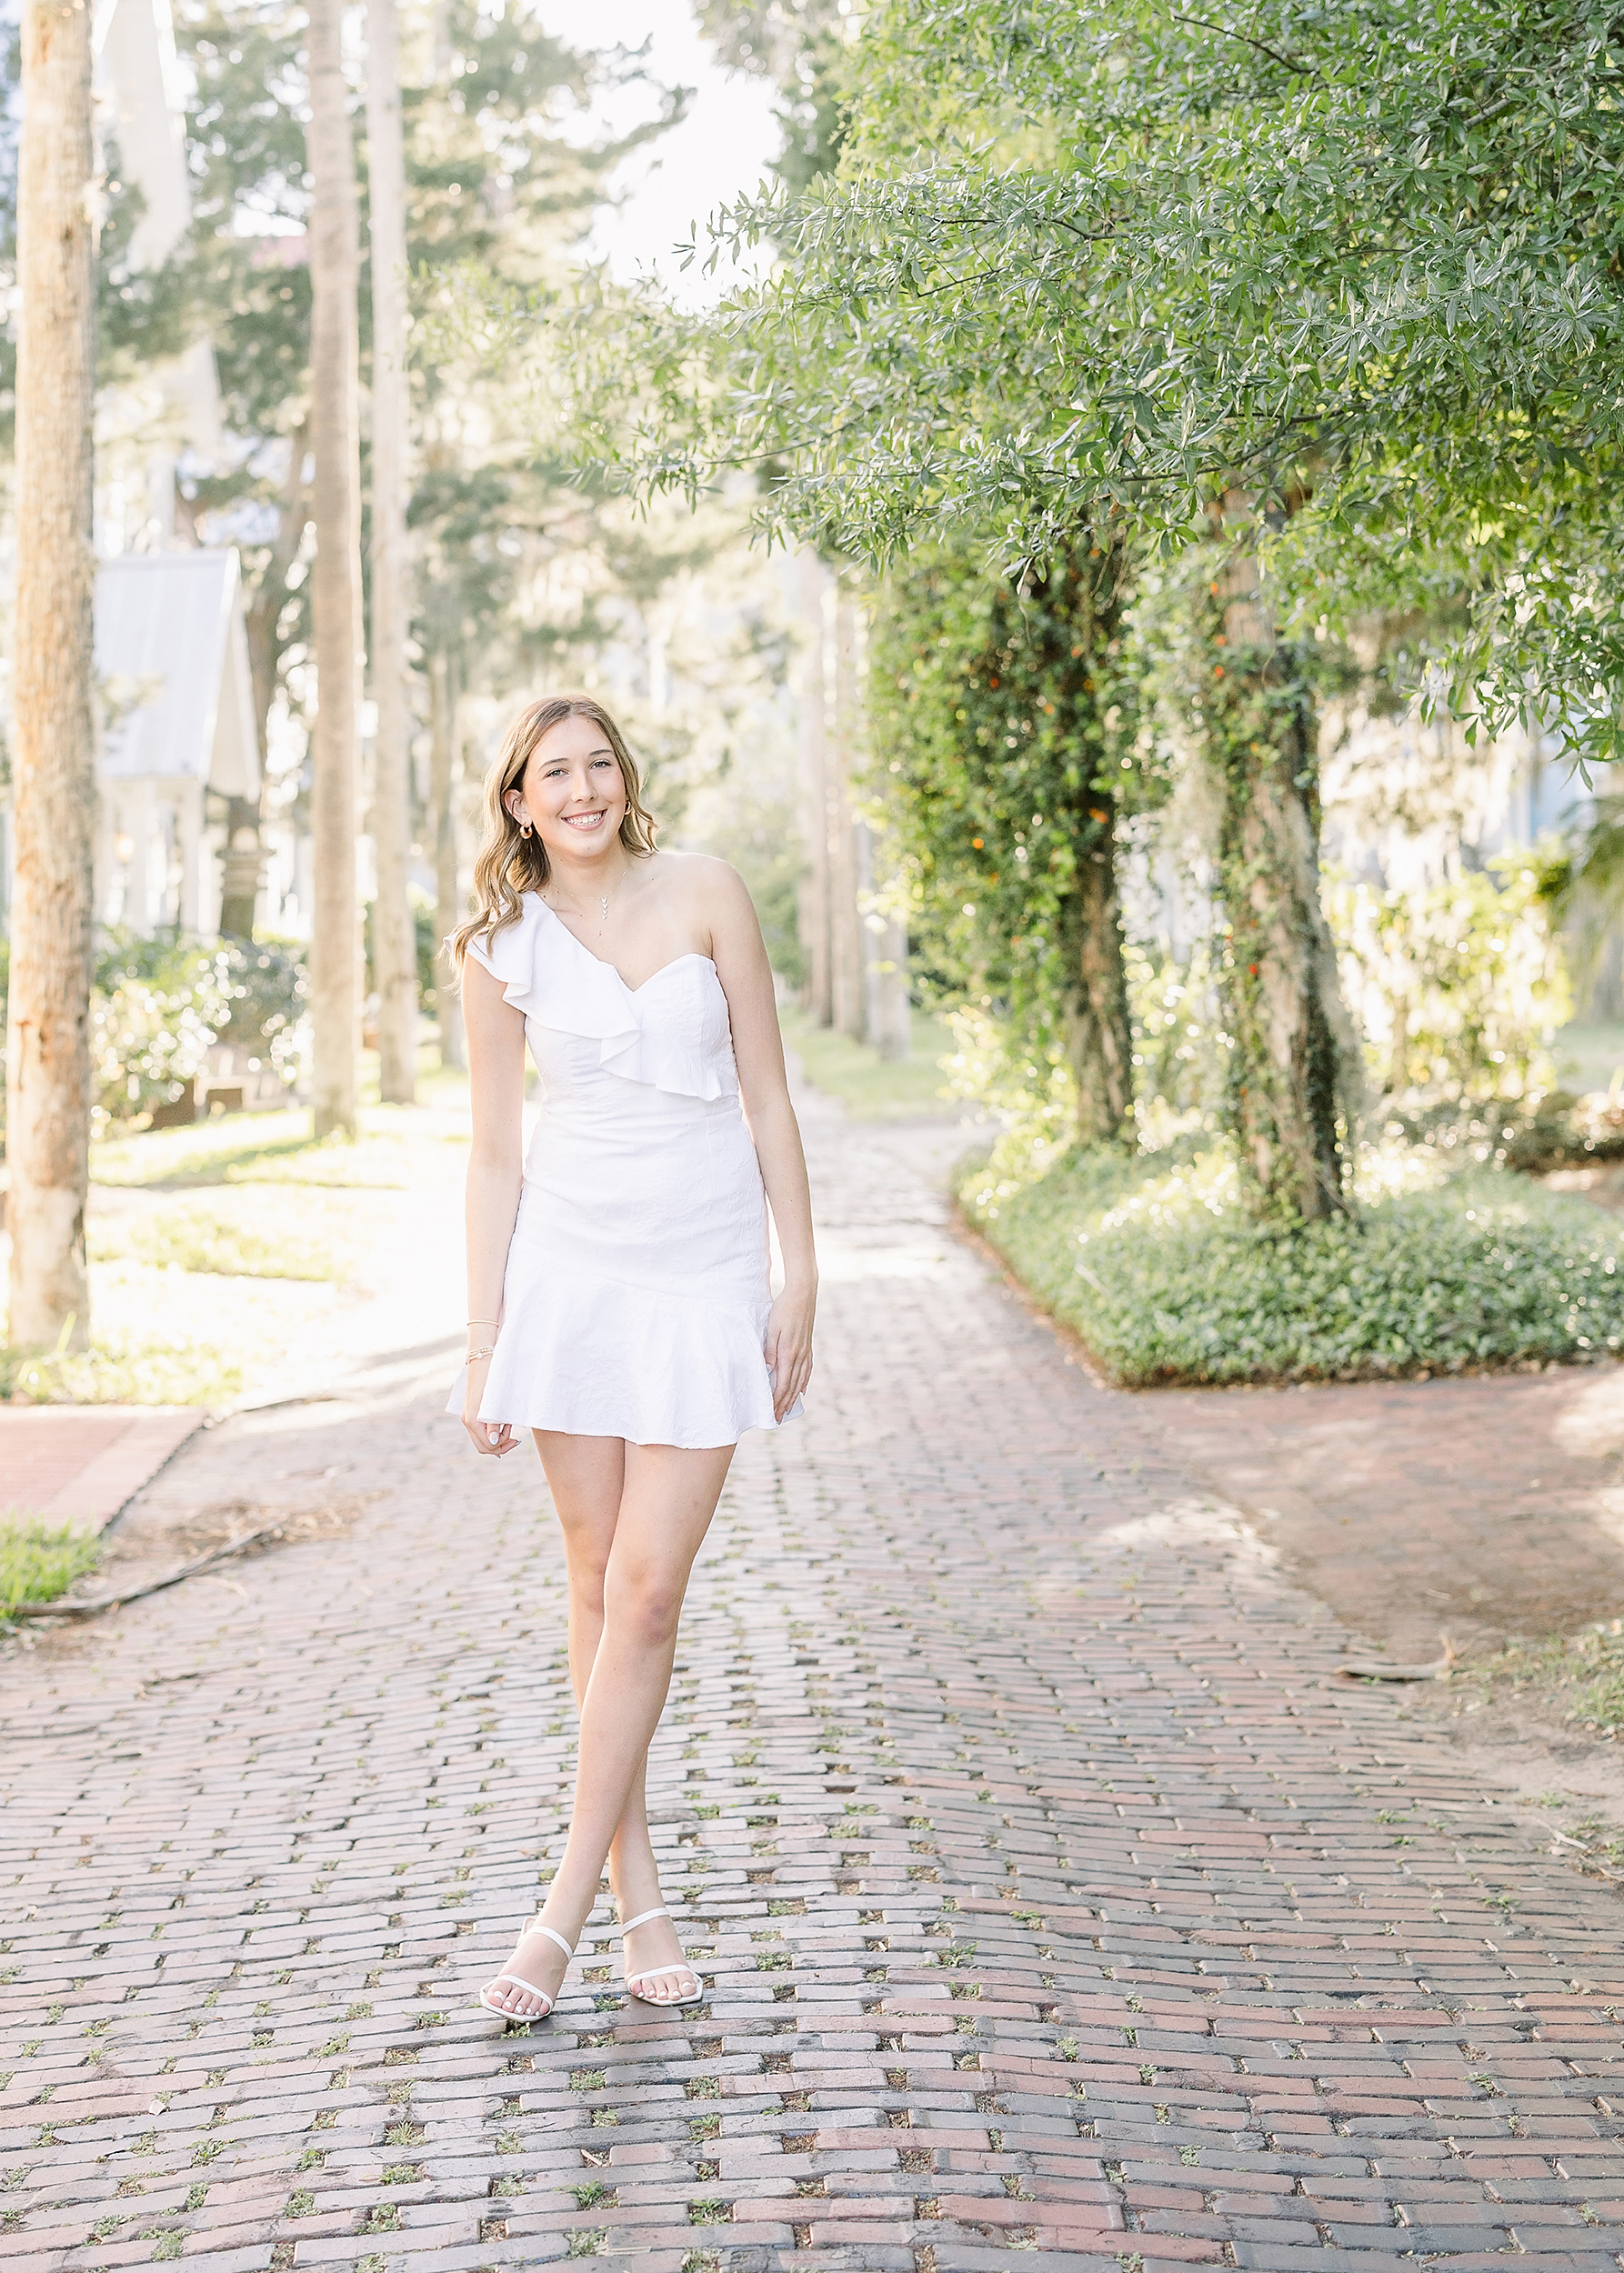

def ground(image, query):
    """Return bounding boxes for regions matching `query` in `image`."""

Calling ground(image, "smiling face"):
[507,711,630,872]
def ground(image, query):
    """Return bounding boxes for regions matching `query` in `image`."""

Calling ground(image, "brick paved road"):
[6,1096,1624,2271]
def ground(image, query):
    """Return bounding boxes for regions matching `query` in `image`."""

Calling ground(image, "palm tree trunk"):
[307,0,363,1138]
[226,419,310,937]
[430,647,465,1069]
[366,0,416,1105]
[5,0,96,1352]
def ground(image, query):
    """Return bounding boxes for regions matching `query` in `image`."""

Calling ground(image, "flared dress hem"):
[445,1270,797,1449]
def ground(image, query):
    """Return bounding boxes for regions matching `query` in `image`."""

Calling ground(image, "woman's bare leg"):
[531,1433,665,1911]
[483,1437,733,2017]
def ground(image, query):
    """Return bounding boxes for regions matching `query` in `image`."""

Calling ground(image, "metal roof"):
[95,549,261,796]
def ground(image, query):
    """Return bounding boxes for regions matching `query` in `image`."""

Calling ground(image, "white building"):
[95,549,261,933]
[0,0,261,938]
[89,0,263,944]
[93,0,223,540]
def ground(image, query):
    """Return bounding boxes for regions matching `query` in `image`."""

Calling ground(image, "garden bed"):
[960,1147,1624,1387]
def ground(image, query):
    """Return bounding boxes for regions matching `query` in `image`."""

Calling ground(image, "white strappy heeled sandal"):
[617,1905,705,2008]
[478,1918,575,2020]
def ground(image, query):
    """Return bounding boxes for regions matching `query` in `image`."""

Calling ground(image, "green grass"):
[218,1140,412,1188]
[92,1112,412,1191]
[88,1188,380,1281]
[3,1096,448,1408]
[780,1006,957,1120]
[92,1109,317,1188]
[0,1519,102,1612]
[1458,1620,1624,1739]
[0,1335,246,1406]
[963,1147,1624,1385]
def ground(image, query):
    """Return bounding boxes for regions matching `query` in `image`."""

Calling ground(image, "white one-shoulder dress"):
[446,892,801,1450]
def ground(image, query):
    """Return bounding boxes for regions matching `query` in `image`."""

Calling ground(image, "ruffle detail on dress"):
[596,985,736,1103]
[444,1270,797,1449]
[465,903,637,1051]
[464,896,738,1103]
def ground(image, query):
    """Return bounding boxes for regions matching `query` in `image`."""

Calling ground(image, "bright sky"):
[557,0,782,304]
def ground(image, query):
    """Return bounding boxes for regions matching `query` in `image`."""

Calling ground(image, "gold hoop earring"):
[519,821,533,839]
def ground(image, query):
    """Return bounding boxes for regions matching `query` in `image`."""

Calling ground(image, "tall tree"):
[5,0,97,1350]
[174,0,662,992]
[366,0,416,1104]
[1130,536,1356,1215]
[306,0,362,1138]
[578,0,1624,1217]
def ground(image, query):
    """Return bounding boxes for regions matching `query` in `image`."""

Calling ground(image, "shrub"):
[962,1147,1624,1386]
[1328,853,1570,1105]
[88,930,309,1134]
[215,941,309,1086]
[929,853,1573,1176]
[938,940,1230,1178]
[91,933,231,1128]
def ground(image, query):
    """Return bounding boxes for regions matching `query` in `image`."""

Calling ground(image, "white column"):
[178,779,203,933]
[92,793,114,926]
[146,452,176,550]
[128,781,153,932]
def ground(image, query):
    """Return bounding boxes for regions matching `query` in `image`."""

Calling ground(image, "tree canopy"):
[559,0,1624,759]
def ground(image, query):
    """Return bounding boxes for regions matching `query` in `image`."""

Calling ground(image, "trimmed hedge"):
[961,1148,1624,1385]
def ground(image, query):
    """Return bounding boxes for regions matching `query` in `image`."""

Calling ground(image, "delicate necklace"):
[547,864,624,938]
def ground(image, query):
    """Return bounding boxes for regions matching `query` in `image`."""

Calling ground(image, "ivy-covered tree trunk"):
[1206,545,1353,1218]
[1043,552,1133,1145]
[871,531,1135,1146]
[1058,803,1133,1146]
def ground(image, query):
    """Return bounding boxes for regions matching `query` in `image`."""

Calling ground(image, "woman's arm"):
[705,860,817,1421]
[460,953,528,1456]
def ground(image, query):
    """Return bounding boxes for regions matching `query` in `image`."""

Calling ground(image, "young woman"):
[448,693,817,2022]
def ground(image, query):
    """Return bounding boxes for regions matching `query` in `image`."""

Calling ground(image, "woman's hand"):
[765,1281,816,1422]
[463,1352,517,1457]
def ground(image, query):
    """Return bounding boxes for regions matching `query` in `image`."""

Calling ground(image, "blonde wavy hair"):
[450,694,657,966]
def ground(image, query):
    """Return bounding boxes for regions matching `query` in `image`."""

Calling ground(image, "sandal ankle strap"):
[523,1918,576,1958]
[617,1905,670,1937]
